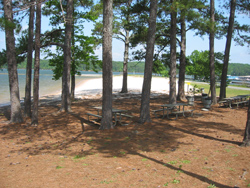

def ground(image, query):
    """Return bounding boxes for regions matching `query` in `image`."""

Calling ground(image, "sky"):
[0,1,250,64]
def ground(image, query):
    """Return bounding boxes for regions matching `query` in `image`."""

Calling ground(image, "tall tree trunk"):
[24,1,35,118]
[71,6,75,101]
[169,0,177,104]
[61,0,73,112]
[4,0,23,123]
[219,0,236,100]
[242,100,250,147]
[139,0,157,124]
[31,1,41,126]
[121,29,129,93]
[100,0,113,129]
[177,14,186,101]
[71,73,75,100]
[121,0,132,93]
[209,0,217,105]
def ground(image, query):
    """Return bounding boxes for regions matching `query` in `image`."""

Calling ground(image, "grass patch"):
[190,82,250,97]
[207,184,217,188]
[227,167,235,171]
[207,184,216,188]
[100,179,115,184]
[73,155,86,160]
[120,151,126,155]
[172,179,180,184]
[176,170,183,174]
[167,161,177,165]
[225,148,231,152]
[56,166,63,169]
[181,160,191,164]
[87,139,93,144]
[203,167,214,172]
[163,182,169,186]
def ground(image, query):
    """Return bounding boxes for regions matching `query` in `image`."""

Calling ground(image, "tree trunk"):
[24,1,35,118]
[100,0,113,129]
[121,0,132,93]
[71,7,75,101]
[242,100,250,147]
[61,0,73,112]
[4,0,23,123]
[169,0,177,104]
[139,0,157,124]
[209,0,217,105]
[31,1,41,126]
[71,73,75,100]
[177,14,186,101]
[121,29,129,93]
[219,0,236,100]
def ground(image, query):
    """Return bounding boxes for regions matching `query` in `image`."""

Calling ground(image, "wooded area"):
[1,0,250,143]
[2,59,250,76]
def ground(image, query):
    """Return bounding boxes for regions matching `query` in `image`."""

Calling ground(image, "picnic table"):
[86,106,133,126]
[154,103,194,120]
[219,95,249,108]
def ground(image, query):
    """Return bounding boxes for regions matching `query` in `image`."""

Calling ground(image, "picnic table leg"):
[182,105,185,117]
[113,113,117,126]
[166,108,171,119]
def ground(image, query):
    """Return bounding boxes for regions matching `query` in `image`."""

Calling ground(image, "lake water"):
[0,69,105,106]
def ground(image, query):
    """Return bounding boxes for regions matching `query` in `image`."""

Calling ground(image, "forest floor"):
[0,92,250,188]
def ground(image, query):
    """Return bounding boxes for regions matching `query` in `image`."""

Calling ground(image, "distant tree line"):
[227,63,250,76]
[1,59,146,73]
[2,59,250,76]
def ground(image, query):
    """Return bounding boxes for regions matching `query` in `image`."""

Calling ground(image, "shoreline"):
[0,76,191,107]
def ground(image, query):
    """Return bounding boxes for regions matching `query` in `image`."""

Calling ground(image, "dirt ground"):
[0,93,250,188]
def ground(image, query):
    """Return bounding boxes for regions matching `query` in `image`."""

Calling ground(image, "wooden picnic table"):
[158,103,194,119]
[219,95,249,108]
[86,106,133,126]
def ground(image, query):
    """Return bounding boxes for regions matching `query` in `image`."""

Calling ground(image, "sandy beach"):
[0,75,191,107]
[74,75,190,99]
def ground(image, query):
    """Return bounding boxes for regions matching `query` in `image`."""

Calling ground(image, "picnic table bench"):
[218,100,229,107]
[219,95,249,108]
[153,103,195,120]
[86,107,133,126]
[171,109,194,120]
[153,109,164,118]
[86,112,102,122]
[232,100,249,108]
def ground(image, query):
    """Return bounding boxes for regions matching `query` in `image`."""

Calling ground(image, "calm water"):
[0,69,104,106]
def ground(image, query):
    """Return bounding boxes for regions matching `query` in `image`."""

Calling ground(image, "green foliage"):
[5,59,145,73]
[207,184,217,188]
[186,50,223,81]
[228,63,250,76]
[56,166,63,169]
[0,50,7,68]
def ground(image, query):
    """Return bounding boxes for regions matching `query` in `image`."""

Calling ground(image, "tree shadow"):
[135,152,232,188]
[0,94,247,187]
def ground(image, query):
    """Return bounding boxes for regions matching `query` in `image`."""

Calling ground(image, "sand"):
[74,75,191,99]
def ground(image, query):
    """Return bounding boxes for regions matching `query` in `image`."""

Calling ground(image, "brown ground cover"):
[0,93,250,188]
